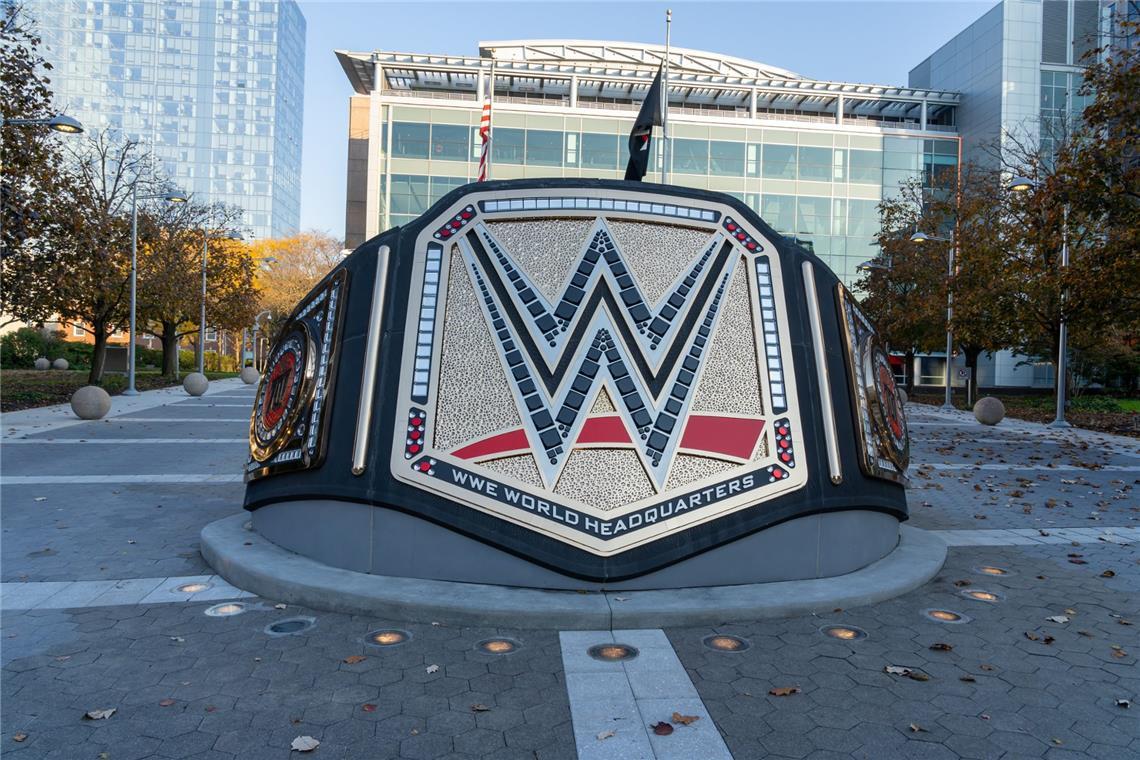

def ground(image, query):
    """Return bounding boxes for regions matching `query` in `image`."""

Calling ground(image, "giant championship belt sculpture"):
[244,180,909,587]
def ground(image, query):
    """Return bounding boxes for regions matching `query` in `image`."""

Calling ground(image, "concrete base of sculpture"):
[70,385,111,420]
[249,500,900,590]
[240,367,259,384]
[183,372,209,396]
[201,513,945,628]
[974,396,1005,425]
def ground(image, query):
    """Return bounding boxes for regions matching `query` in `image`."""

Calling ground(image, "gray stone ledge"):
[201,514,947,629]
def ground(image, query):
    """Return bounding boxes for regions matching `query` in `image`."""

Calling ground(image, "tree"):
[33,131,161,383]
[251,231,344,329]
[0,1,69,326]
[136,200,258,375]
[854,178,945,390]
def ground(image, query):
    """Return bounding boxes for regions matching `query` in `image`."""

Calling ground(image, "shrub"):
[0,327,46,368]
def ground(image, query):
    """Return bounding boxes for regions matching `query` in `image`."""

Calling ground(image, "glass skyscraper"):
[31,0,305,240]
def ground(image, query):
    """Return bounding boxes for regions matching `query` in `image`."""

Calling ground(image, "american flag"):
[477,95,492,181]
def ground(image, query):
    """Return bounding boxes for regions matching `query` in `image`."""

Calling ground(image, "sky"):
[296,0,995,239]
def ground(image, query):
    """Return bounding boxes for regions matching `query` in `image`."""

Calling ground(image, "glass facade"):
[31,0,305,240]
[379,109,958,284]
[1040,69,1095,154]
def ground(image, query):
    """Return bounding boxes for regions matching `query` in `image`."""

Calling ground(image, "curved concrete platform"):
[201,514,947,629]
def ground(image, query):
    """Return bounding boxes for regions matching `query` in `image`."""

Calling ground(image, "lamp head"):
[47,114,84,134]
[162,191,189,204]
[910,232,930,243]
[1007,176,1038,192]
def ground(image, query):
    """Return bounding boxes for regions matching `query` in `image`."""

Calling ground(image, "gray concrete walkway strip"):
[95,417,250,423]
[1,473,243,484]
[934,526,1137,546]
[1,575,251,610]
[3,438,247,444]
[0,377,248,438]
[923,463,1140,472]
[560,629,731,760]
[200,514,946,628]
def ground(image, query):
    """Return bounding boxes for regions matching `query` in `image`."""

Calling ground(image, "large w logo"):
[454,220,749,492]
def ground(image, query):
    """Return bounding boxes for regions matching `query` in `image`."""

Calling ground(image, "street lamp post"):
[1008,176,1070,428]
[196,227,242,375]
[125,187,187,396]
[910,231,957,411]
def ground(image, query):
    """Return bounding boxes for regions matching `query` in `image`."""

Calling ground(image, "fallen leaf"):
[205,705,218,713]
[1051,738,1063,746]
[596,729,615,740]
[1065,609,1077,615]
[1111,647,1127,659]
[980,713,990,720]
[362,704,377,712]
[884,666,912,676]
[426,664,440,674]
[1116,698,1131,708]
[343,655,367,665]
[1045,616,1070,624]
[1069,559,1088,565]
[907,672,931,682]
[1043,636,1056,645]
[290,735,319,752]
[953,579,972,587]
[929,643,953,652]
[12,733,27,742]
[1079,630,1095,637]
[83,708,116,720]
[470,704,491,712]
[430,621,441,626]
[274,603,287,610]
[158,698,175,707]
[959,675,976,683]
[1025,632,1040,641]
[769,686,801,696]
[613,596,629,602]
[671,712,700,725]
[410,728,419,735]
[127,539,136,544]
[54,655,71,662]
[33,497,46,502]
[169,636,185,643]
[651,721,674,735]
[909,723,927,733]
[1101,570,1116,578]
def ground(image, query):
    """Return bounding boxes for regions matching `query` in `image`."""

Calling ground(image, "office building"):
[32,0,306,240]
[336,40,962,287]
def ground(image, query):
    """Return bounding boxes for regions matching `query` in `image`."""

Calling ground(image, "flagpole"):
[487,57,495,180]
[662,9,671,184]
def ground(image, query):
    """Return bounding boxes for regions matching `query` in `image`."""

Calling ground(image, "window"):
[796,196,832,236]
[72,324,85,338]
[492,128,525,165]
[525,130,563,166]
[761,144,796,179]
[581,133,619,169]
[429,124,468,161]
[672,139,708,175]
[391,122,429,158]
[390,174,430,216]
[847,199,880,238]
[111,327,123,338]
[709,141,745,176]
[849,150,881,184]
[205,328,218,342]
[798,147,835,181]
[760,195,796,234]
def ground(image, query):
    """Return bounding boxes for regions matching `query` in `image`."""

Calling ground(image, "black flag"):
[623,66,664,182]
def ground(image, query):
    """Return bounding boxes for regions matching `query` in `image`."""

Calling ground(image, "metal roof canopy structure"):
[336,39,959,126]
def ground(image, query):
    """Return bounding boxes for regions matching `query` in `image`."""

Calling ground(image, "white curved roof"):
[478,40,803,80]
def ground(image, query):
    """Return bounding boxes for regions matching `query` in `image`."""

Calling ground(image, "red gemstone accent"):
[411,417,423,426]
[440,229,451,237]
[779,439,790,449]
[747,242,757,250]
[773,469,784,479]
[409,444,421,454]
[461,210,473,219]
[778,426,788,436]
[781,453,791,462]
[418,461,430,472]
[736,232,746,240]
[726,222,737,231]
[409,430,422,441]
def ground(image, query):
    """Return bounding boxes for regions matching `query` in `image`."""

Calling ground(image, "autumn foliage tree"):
[136,200,259,375]
[251,231,344,332]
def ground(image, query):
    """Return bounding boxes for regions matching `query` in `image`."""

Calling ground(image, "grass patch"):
[1,369,240,413]
[908,391,1139,438]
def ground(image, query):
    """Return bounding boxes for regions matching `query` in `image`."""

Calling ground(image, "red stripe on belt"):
[451,414,765,462]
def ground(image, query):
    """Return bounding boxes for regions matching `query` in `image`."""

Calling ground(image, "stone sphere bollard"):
[973,396,1005,426]
[33,357,50,370]
[70,385,111,420]
[240,366,260,384]
[52,358,69,370]
[897,388,908,405]
[183,372,209,396]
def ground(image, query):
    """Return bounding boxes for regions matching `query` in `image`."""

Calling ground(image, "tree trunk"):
[88,320,108,385]
[160,323,180,377]
[964,346,982,407]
